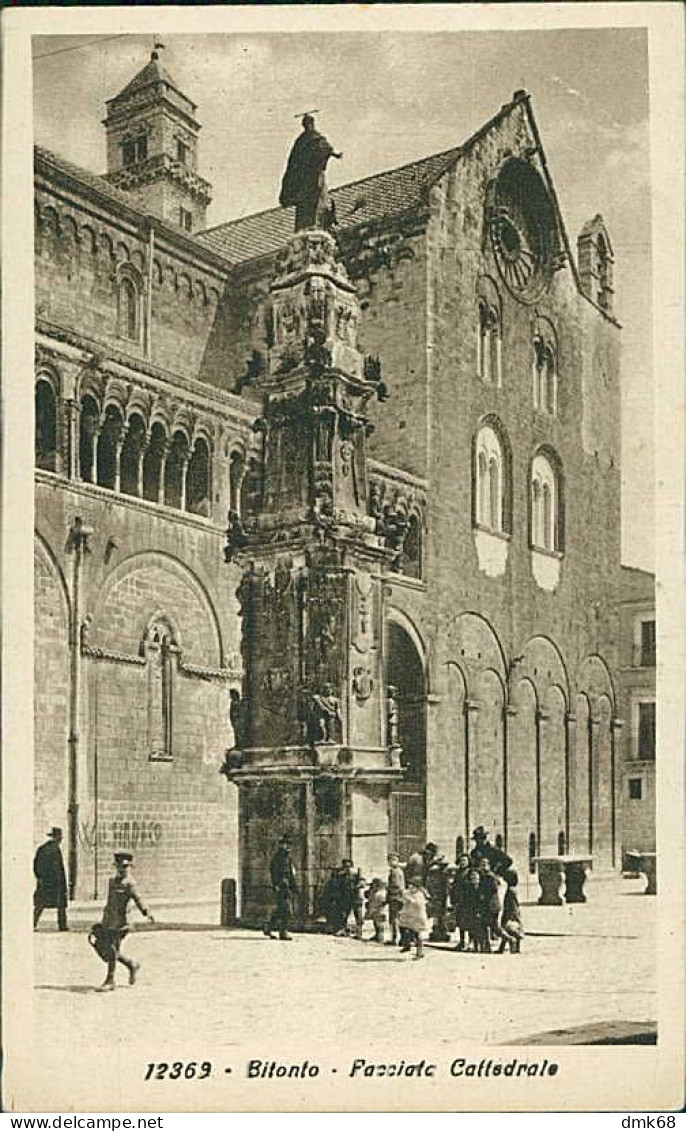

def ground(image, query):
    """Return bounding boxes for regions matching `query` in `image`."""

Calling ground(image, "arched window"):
[186,436,211,516]
[97,405,124,490]
[164,431,189,509]
[120,414,147,497]
[478,302,501,385]
[143,422,167,503]
[143,618,176,761]
[79,395,100,483]
[475,424,507,532]
[118,275,140,342]
[476,277,502,387]
[35,378,58,471]
[531,450,563,552]
[400,513,422,580]
[532,324,558,416]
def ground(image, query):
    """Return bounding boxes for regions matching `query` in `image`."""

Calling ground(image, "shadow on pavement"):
[508,1020,657,1045]
[35,984,103,994]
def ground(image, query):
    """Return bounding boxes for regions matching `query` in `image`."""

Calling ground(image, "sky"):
[32,28,653,569]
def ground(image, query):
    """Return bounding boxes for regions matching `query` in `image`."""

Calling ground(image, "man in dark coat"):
[279,115,342,231]
[264,835,297,940]
[33,827,68,930]
[469,826,513,877]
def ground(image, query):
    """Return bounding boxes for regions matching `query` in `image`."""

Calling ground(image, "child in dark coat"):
[498,868,524,953]
[476,857,506,953]
[451,854,473,951]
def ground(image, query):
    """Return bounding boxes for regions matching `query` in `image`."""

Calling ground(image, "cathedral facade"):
[34,52,622,909]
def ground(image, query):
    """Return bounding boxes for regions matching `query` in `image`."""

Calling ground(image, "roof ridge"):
[198,140,465,238]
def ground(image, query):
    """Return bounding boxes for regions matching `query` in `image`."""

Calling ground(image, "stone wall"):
[35,477,243,901]
[375,102,622,872]
[35,169,233,390]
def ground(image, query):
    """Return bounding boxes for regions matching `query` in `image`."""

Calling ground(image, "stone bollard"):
[220,878,237,926]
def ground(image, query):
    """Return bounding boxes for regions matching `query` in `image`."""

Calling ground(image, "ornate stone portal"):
[222,230,401,926]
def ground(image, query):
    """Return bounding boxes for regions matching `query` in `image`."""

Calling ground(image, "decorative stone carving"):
[305,684,342,744]
[352,665,374,704]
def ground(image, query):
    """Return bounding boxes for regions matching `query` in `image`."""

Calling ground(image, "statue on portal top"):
[279,114,342,232]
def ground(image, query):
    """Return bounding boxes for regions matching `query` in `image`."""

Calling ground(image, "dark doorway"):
[387,619,427,861]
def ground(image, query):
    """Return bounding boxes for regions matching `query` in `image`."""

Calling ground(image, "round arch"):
[89,550,225,668]
[385,605,429,692]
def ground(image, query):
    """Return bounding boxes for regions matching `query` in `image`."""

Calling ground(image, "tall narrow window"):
[478,302,501,385]
[143,422,167,503]
[531,451,563,552]
[640,620,656,667]
[96,405,123,490]
[35,379,58,471]
[532,330,557,416]
[118,277,139,342]
[145,620,176,761]
[475,424,509,533]
[79,395,100,483]
[186,437,211,516]
[637,702,656,760]
[135,135,148,163]
[400,513,422,579]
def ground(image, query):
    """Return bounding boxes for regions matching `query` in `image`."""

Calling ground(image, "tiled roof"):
[108,56,185,106]
[196,143,464,265]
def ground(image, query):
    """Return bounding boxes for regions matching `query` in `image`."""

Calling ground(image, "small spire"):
[151,37,165,62]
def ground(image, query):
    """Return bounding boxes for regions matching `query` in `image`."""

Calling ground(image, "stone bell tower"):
[222,229,401,926]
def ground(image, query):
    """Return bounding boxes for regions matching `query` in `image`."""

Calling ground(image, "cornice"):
[36,320,257,427]
[35,149,230,277]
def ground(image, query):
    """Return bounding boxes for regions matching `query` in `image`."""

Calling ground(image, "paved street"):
[25,875,656,1112]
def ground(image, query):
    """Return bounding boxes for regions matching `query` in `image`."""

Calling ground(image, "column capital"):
[589,716,601,728]
[610,717,624,732]
[566,712,577,725]
[504,705,518,717]
[464,699,480,714]
[536,708,550,723]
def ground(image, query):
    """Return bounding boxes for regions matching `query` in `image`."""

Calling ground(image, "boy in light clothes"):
[398,877,430,960]
[386,852,405,946]
[365,877,389,943]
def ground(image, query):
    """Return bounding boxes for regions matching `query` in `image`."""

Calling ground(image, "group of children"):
[451,855,523,954]
[320,849,523,960]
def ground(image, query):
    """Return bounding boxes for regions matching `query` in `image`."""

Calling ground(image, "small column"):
[64,398,79,480]
[464,699,480,840]
[503,704,517,850]
[180,451,191,511]
[90,420,101,484]
[588,716,600,856]
[535,707,549,853]
[137,436,150,498]
[610,717,624,869]
[113,430,125,494]
[565,712,576,853]
[158,439,170,505]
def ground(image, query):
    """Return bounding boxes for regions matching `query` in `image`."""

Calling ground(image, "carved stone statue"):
[387,685,400,747]
[224,510,248,562]
[279,115,342,232]
[229,688,247,749]
[306,682,341,744]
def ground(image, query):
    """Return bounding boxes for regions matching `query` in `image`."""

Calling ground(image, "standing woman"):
[96,851,154,992]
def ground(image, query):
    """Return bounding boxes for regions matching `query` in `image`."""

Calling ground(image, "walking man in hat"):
[95,851,154,992]
[264,835,297,940]
[33,827,68,931]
